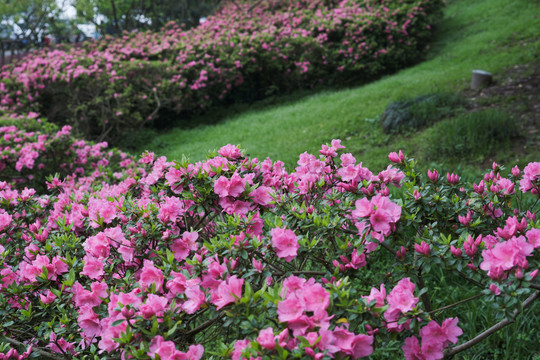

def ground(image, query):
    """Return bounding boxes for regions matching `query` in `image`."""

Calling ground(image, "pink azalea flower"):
[214,172,246,197]
[386,278,418,314]
[520,162,540,193]
[271,227,300,262]
[249,186,274,206]
[98,317,127,353]
[388,150,404,164]
[139,260,164,292]
[427,169,439,183]
[40,290,57,304]
[183,283,206,314]
[402,336,423,360]
[140,294,168,319]
[526,228,540,248]
[211,275,244,310]
[420,318,462,347]
[81,255,105,279]
[78,305,102,337]
[88,197,118,228]
[350,334,374,358]
[0,212,12,232]
[257,327,276,350]
[158,196,185,223]
[218,144,242,159]
[414,241,431,256]
[480,236,534,279]
[352,195,401,236]
[277,296,305,323]
[303,282,330,313]
[149,336,181,360]
[362,284,386,307]
[171,231,199,261]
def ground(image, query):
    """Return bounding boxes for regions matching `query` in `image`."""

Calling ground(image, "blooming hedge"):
[0,124,539,359]
[0,0,443,143]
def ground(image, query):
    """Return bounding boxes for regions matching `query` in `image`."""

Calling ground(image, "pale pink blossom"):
[271,227,300,262]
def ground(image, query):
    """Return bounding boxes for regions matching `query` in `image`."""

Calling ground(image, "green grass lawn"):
[140,0,539,177]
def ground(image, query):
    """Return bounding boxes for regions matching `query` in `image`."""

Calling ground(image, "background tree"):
[0,0,70,64]
[72,0,224,35]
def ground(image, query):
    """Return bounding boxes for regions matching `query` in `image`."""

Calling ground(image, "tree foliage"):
[0,0,62,44]
[72,0,223,34]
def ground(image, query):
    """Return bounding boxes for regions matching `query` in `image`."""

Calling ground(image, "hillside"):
[141,0,540,178]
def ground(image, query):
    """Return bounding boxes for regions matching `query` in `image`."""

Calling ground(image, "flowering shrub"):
[0,127,538,359]
[0,0,443,143]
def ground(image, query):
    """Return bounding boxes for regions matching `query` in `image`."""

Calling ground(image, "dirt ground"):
[463,61,540,161]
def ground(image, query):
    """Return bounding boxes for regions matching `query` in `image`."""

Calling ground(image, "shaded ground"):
[464,60,540,164]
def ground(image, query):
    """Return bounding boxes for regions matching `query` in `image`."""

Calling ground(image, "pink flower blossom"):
[271,227,300,262]
[158,196,185,223]
[386,278,418,314]
[257,327,276,350]
[214,173,246,198]
[388,150,405,164]
[520,162,540,193]
[140,294,168,319]
[211,276,244,310]
[480,236,534,279]
[170,231,199,261]
[139,260,164,292]
[218,144,242,159]
[526,228,540,248]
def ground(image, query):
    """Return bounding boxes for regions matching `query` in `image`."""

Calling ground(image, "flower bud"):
[447,172,460,185]
[414,241,430,256]
[396,246,406,260]
[427,169,439,183]
[450,245,462,258]
[388,152,402,164]
[511,165,521,178]
[489,283,501,296]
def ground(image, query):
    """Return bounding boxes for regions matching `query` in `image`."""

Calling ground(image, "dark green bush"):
[380,93,467,134]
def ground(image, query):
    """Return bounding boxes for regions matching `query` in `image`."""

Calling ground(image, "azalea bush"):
[0,0,443,144]
[0,125,538,359]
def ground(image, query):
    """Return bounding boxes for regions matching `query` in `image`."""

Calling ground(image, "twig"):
[2,336,64,360]
[444,290,540,358]
[379,241,396,255]
[139,89,162,129]
[455,269,485,288]
[417,266,434,314]
[186,313,226,337]
[291,270,327,276]
[428,293,485,315]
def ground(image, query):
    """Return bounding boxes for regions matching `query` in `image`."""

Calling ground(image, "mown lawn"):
[139,0,540,179]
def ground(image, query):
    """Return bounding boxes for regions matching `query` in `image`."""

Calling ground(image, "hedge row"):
[0,0,444,144]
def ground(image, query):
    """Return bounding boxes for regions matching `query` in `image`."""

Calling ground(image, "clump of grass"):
[379,92,467,134]
[426,109,519,159]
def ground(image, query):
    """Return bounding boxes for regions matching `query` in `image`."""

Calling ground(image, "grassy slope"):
[143,0,540,174]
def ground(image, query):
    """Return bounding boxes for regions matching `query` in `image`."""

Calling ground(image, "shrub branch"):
[443,290,540,358]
